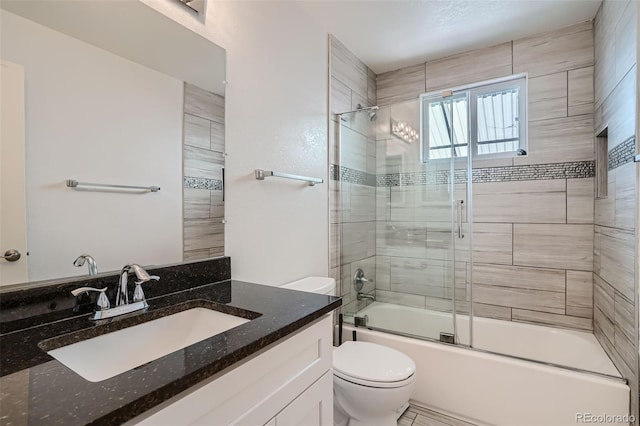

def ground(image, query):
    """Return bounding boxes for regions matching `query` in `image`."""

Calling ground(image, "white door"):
[0,60,28,285]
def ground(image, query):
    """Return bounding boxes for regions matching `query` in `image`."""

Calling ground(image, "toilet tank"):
[282,277,336,296]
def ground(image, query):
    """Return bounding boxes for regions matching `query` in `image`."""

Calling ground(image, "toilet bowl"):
[283,277,416,426]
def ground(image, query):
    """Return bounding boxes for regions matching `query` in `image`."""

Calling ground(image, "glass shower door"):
[420,91,472,345]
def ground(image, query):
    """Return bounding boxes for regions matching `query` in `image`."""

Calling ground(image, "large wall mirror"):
[0,0,226,286]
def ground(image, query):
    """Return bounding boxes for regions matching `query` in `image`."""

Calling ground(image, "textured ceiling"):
[298,0,602,74]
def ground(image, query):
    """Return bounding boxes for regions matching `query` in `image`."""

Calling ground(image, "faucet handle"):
[132,276,157,303]
[71,287,110,310]
[135,275,159,285]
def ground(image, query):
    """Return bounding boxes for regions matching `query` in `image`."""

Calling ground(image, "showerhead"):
[357,104,378,121]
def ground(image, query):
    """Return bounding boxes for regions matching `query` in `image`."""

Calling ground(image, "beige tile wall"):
[329,35,378,314]
[592,0,638,416]
[183,83,225,260]
[373,22,597,331]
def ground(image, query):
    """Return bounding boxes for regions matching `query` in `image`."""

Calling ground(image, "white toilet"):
[282,277,416,426]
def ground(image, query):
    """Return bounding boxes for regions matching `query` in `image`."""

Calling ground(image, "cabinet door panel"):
[276,371,333,426]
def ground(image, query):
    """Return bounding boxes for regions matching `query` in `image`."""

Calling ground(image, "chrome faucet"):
[116,263,159,306]
[71,263,159,320]
[73,254,98,276]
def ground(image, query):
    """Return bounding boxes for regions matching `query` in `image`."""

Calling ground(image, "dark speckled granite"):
[0,257,231,333]
[0,258,341,425]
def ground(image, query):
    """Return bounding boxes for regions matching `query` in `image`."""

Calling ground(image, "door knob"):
[1,249,21,262]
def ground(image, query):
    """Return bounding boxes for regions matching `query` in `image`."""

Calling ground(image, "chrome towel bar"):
[66,179,160,192]
[254,169,324,186]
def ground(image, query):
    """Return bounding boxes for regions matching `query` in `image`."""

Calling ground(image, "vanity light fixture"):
[391,119,419,144]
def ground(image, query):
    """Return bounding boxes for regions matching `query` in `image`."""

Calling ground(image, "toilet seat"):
[333,341,416,389]
[333,369,415,388]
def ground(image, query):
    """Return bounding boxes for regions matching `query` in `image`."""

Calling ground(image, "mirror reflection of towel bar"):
[254,169,323,186]
[66,179,160,192]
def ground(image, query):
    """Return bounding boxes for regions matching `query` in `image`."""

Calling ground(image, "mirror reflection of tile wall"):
[182,83,225,260]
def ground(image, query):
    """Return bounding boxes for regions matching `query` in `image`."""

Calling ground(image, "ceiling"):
[298,0,602,74]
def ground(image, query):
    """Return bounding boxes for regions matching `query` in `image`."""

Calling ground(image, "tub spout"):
[357,291,375,301]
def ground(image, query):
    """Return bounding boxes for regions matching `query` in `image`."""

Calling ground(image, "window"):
[421,75,527,161]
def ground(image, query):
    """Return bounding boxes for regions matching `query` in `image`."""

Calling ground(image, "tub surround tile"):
[594,0,629,109]
[474,280,566,315]
[513,21,594,78]
[613,292,635,343]
[350,184,376,222]
[614,162,636,230]
[568,67,594,116]
[331,76,352,117]
[184,83,224,123]
[566,178,595,224]
[0,258,341,425]
[599,69,636,148]
[456,223,513,266]
[390,258,449,298]
[566,271,593,318]
[471,303,512,321]
[513,224,593,271]
[473,264,566,314]
[614,0,636,81]
[593,225,635,300]
[184,146,224,180]
[425,42,512,92]
[514,115,594,166]
[594,274,615,323]
[594,170,616,227]
[473,180,566,224]
[184,113,212,150]
[184,188,211,219]
[376,289,426,309]
[184,218,224,252]
[474,264,566,293]
[528,72,568,122]
[341,222,376,265]
[330,35,368,100]
[375,256,391,291]
[377,222,428,259]
[377,63,425,106]
[512,309,592,331]
[210,120,225,153]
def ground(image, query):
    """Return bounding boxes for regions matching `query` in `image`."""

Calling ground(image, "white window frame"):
[420,73,528,163]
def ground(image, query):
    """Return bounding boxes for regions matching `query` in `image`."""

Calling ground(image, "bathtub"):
[340,302,630,426]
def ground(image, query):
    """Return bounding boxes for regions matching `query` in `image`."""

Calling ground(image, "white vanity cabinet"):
[133,315,334,426]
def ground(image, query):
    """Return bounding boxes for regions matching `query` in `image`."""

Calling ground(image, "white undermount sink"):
[48,308,250,382]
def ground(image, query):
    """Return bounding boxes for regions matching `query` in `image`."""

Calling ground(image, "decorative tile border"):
[329,164,376,186]
[376,161,595,187]
[184,176,223,190]
[608,137,636,171]
[331,161,596,187]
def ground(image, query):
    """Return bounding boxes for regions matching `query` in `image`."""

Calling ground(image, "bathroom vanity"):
[0,258,341,425]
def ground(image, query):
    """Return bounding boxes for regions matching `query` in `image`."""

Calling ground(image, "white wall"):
[0,10,183,281]
[142,1,330,285]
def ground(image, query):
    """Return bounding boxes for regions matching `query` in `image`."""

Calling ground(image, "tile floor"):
[398,404,478,426]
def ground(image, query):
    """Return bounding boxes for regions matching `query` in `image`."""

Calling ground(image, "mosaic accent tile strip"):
[332,161,595,187]
[329,164,376,186]
[608,137,636,171]
[376,161,595,187]
[184,176,223,190]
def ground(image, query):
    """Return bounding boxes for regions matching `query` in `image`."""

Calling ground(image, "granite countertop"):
[0,278,341,425]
